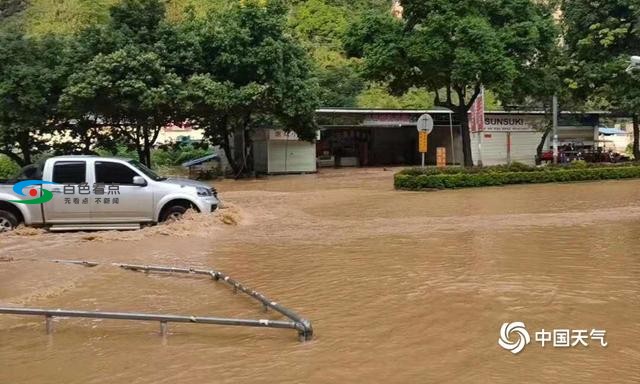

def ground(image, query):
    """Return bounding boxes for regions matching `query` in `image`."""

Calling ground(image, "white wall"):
[598,134,631,152]
[472,131,542,165]
[267,141,316,174]
[510,133,543,164]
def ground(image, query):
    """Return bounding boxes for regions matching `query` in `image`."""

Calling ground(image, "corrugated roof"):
[315,108,610,115]
[181,154,220,168]
[599,127,627,135]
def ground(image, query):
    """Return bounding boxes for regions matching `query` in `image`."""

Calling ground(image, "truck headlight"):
[196,187,211,197]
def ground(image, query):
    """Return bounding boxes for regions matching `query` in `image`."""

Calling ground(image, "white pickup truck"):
[0,155,219,232]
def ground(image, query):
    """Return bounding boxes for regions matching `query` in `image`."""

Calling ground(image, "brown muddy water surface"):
[1,168,639,383]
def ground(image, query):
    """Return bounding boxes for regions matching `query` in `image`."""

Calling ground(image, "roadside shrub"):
[151,144,211,167]
[0,155,20,179]
[398,161,539,177]
[570,160,588,169]
[395,164,640,190]
[95,144,138,159]
[96,143,213,169]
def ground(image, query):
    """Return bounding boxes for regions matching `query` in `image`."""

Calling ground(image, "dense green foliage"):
[344,0,559,166]
[175,0,320,174]
[0,0,320,174]
[562,0,640,159]
[1,0,402,109]
[151,144,210,167]
[0,154,20,179]
[96,143,211,167]
[395,162,640,189]
[0,31,68,166]
[4,0,640,174]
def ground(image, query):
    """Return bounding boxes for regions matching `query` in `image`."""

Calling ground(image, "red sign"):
[468,88,485,133]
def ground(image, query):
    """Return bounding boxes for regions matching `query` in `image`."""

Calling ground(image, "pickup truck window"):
[95,162,140,185]
[129,160,166,181]
[52,161,86,184]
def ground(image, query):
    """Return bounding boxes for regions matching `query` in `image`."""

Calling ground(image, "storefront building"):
[315,108,462,167]
[470,111,601,165]
[251,108,605,174]
[316,108,604,168]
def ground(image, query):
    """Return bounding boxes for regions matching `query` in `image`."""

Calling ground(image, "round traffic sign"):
[417,114,434,134]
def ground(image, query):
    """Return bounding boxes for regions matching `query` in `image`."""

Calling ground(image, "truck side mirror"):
[132,176,147,186]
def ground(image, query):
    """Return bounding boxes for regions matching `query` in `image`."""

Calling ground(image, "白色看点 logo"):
[9,180,58,205]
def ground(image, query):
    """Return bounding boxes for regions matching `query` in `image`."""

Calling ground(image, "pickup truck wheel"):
[160,205,188,223]
[0,211,18,232]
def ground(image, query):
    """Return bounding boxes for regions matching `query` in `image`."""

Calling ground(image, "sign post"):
[552,95,558,164]
[417,114,434,168]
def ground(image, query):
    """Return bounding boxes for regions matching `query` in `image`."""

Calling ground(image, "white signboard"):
[417,114,434,133]
[363,114,414,126]
[484,115,545,132]
[269,129,299,141]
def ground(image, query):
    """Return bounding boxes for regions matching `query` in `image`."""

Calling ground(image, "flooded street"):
[1,168,639,383]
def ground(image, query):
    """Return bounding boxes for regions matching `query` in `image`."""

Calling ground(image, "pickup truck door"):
[91,161,154,222]
[42,160,92,223]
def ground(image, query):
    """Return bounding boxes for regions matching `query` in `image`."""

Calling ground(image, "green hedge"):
[395,164,640,190]
[397,161,540,176]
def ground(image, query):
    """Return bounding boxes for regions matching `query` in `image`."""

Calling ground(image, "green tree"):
[60,46,181,166]
[289,0,349,48]
[357,84,433,108]
[312,48,365,107]
[563,0,640,159]
[344,1,558,166]
[59,0,182,166]
[0,30,68,166]
[177,0,319,175]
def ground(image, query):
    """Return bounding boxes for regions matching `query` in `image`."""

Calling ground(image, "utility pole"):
[552,95,558,164]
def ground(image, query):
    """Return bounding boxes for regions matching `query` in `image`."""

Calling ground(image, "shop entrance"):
[316,126,460,167]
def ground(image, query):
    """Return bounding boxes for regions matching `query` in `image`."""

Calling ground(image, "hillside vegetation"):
[0,0,443,109]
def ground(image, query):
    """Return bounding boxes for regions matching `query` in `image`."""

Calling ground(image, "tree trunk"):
[136,147,145,165]
[143,145,151,167]
[633,114,640,160]
[83,128,92,154]
[1,150,26,167]
[222,125,240,175]
[536,124,553,165]
[457,109,474,167]
[142,126,151,166]
[18,135,31,166]
[242,122,254,174]
[135,139,145,166]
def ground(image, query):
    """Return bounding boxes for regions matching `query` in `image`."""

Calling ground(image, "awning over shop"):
[598,127,627,136]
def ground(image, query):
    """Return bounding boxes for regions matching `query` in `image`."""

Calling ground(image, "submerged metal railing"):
[0,260,313,342]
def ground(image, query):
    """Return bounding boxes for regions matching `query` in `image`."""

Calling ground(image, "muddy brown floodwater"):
[1,168,640,383]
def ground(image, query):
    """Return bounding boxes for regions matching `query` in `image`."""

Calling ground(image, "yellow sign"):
[437,147,447,167]
[418,131,428,153]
